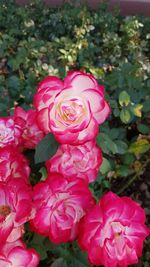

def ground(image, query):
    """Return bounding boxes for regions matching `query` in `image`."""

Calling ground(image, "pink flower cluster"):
[0,108,42,266]
[0,71,149,267]
[0,108,44,150]
[0,171,39,266]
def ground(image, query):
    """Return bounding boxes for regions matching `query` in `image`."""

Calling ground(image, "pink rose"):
[46,140,103,183]
[0,146,30,183]
[0,117,22,148]
[0,179,33,247]
[78,192,150,267]
[30,173,95,244]
[34,71,110,144]
[0,239,39,267]
[14,107,45,149]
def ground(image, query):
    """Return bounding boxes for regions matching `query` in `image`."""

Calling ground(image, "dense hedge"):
[0,0,150,266]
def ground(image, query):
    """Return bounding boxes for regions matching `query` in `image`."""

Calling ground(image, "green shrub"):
[0,0,149,265]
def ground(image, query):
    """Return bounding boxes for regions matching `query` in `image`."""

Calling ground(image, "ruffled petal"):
[64,71,99,91]
[94,100,111,124]
[37,108,51,133]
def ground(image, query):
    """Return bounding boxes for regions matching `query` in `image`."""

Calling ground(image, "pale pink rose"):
[0,117,22,148]
[30,173,95,244]
[0,146,30,183]
[46,140,103,183]
[14,107,45,149]
[0,239,39,267]
[0,179,33,248]
[78,192,150,267]
[34,71,110,144]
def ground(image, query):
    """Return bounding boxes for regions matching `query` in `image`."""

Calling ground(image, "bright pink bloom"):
[46,140,103,183]
[0,239,39,267]
[14,107,44,149]
[30,173,95,244]
[0,179,33,248]
[0,117,22,148]
[78,192,150,267]
[34,71,110,144]
[0,146,30,183]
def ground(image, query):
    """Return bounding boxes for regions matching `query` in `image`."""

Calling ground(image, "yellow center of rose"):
[58,99,87,125]
[111,222,124,239]
[0,205,11,217]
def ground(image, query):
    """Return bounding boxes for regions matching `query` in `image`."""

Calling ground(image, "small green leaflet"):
[35,133,59,164]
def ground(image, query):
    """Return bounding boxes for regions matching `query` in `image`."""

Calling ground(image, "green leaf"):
[115,140,128,154]
[132,104,143,117]
[0,103,9,116]
[6,75,20,97]
[35,133,59,164]
[109,128,119,140]
[29,234,48,261]
[50,258,68,267]
[102,179,111,188]
[70,258,89,267]
[97,133,118,154]
[113,108,120,117]
[95,172,105,184]
[143,99,150,112]
[128,139,150,155]
[100,158,111,174]
[122,153,135,165]
[137,124,150,134]
[59,49,67,54]
[119,91,130,107]
[116,165,129,177]
[120,109,131,124]
[30,243,47,261]
[144,262,150,267]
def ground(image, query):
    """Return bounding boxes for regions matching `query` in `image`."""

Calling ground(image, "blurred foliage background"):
[0,0,150,266]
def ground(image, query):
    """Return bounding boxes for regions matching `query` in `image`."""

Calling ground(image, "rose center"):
[0,205,11,217]
[59,100,86,123]
[63,106,77,121]
[111,222,124,239]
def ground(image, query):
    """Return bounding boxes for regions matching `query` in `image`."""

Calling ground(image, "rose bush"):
[34,71,110,144]
[78,192,150,267]
[30,173,95,244]
[0,2,150,265]
[0,68,149,266]
[0,146,30,183]
[46,140,103,183]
